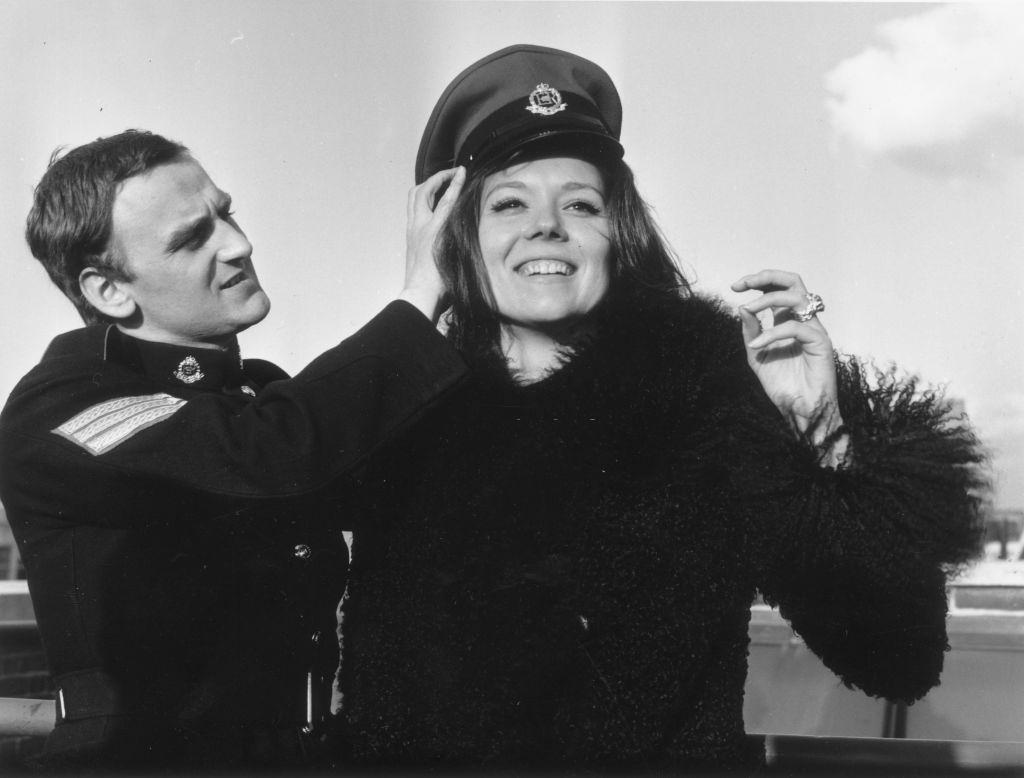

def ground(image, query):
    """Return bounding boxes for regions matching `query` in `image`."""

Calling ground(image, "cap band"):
[460,92,617,171]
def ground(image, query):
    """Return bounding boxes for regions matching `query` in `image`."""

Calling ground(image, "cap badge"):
[526,83,567,116]
[173,355,205,384]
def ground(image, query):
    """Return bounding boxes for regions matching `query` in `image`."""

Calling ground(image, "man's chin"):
[234,297,272,334]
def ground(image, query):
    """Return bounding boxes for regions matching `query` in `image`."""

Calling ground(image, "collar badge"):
[241,385,256,397]
[526,83,567,116]
[174,355,205,384]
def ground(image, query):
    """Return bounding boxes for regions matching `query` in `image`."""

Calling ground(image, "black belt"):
[50,669,331,767]
[53,667,327,731]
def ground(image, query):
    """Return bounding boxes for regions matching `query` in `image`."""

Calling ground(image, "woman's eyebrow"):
[483,180,604,199]
[482,180,526,200]
[562,181,605,196]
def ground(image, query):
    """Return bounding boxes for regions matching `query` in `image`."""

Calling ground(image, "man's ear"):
[79,267,137,320]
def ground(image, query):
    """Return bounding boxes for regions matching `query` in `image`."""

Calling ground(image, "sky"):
[1,1,1022,508]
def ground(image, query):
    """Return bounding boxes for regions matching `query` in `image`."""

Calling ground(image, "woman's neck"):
[499,321,592,384]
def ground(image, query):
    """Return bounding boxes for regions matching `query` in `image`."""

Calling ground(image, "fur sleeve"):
[747,356,988,702]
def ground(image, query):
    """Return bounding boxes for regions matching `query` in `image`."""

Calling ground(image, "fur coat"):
[336,290,984,771]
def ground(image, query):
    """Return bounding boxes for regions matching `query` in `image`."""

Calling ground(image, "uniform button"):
[293,543,312,560]
[311,630,322,645]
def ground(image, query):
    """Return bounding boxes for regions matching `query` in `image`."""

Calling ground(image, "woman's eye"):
[489,197,524,213]
[567,200,601,215]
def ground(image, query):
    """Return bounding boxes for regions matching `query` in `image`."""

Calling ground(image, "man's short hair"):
[26,130,189,324]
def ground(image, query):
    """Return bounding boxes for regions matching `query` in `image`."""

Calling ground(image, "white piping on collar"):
[102,324,117,362]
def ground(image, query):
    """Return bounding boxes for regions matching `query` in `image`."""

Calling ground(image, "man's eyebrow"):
[164,192,233,251]
[164,213,212,252]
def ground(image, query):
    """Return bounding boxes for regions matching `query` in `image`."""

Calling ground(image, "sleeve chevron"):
[53,393,187,455]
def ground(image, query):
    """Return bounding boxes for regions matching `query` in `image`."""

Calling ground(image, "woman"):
[335,45,985,771]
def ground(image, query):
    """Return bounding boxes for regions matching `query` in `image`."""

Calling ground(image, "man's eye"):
[180,224,214,251]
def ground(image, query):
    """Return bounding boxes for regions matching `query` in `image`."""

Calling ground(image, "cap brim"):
[470,128,624,174]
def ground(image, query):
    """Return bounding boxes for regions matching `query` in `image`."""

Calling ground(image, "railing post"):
[882,700,908,739]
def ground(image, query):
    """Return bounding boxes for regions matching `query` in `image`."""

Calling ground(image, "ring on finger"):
[794,292,825,322]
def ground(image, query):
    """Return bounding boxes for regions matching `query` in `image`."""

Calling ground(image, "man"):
[0,130,466,769]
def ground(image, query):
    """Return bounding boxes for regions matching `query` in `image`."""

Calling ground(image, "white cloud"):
[825,3,1024,178]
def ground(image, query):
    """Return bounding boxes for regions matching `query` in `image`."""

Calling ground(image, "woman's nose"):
[525,203,567,240]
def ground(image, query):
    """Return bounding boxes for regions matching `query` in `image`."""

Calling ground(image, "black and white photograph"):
[0,1,1021,774]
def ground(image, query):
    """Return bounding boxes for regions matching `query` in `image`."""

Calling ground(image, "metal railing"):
[0,696,53,737]
[762,734,1024,773]
[3,563,1024,770]
[1,705,1023,774]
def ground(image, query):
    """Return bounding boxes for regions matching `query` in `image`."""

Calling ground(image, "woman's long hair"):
[437,147,688,360]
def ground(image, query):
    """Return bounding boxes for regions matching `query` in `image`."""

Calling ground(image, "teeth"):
[520,260,573,276]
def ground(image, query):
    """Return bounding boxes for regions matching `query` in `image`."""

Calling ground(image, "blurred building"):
[0,505,25,580]
[984,507,1024,561]
[0,502,48,767]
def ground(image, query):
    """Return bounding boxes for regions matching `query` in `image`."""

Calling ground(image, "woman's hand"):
[399,166,466,323]
[732,269,848,466]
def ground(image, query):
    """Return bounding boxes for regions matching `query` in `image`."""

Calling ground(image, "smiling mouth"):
[221,273,247,290]
[516,259,576,277]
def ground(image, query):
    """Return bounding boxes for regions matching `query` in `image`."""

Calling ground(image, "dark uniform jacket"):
[338,291,985,772]
[0,301,466,770]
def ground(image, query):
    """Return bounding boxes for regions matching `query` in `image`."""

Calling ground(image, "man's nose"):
[216,219,253,262]
[525,202,567,240]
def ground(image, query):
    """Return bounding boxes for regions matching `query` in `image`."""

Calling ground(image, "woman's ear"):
[79,267,137,320]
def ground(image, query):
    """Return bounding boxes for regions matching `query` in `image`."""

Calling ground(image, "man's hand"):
[398,166,466,323]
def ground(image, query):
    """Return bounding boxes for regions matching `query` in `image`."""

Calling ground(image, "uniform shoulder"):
[1,326,108,415]
[10,325,107,386]
[243,358,290,384]
[41,325,109,362]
